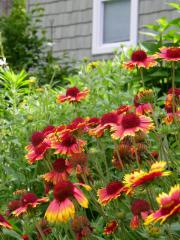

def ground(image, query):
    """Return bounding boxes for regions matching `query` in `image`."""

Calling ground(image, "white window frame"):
[92,0,139,55]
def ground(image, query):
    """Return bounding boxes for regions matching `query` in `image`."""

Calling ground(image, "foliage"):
[0,0,77,87]
[136,2,180,93]
[0,0,46,71]
[1,44,180,239]
[0,2,180,240]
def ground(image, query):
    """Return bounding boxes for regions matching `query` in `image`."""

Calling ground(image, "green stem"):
[140,68,145,88]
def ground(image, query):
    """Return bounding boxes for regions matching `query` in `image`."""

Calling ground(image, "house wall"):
[27,0,179,61]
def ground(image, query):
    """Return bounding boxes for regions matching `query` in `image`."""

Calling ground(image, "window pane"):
[103,0,131,44]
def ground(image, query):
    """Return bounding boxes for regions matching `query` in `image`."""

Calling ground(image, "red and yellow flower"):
[145,184,180,224]
[13,192,48,216]
[103,220,118,235]
[51,132,86,156]
[97,181,125,206]
[56,87,89,103]
[45,180,91,223]
[123,161,171,194]
[156,47,180,61]
[89,112,120,137]
[135,103,153,115]
[66,117,87,135]
[25,126,55,164]
[163,111,180,125]
[111,112,154,140]
[0,214,12,229]
[123,50,157,70]
[42,158,72,184]
[130,199,151,229]
[6,199,21,217]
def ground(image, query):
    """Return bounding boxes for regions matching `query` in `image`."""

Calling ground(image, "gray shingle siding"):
[27,0,179,60]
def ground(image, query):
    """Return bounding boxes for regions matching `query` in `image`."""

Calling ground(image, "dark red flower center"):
[121,113,140,129]
[8,200,21,211]
[54,181,74,201]
[21,193,38,205]
[131,50,147,62]
[106,181,123,195]
[61,134,77,147]
[31,131,44,146]
[66,87,80,97]
[53,158,67,172]
[166,48,180,58]
[101,113,118,125]
[131,199,150,215]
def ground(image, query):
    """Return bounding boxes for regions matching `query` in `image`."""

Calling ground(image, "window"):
[92,0,139,55]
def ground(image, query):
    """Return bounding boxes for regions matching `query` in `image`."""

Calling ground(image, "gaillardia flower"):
[97,181,125,206]
[111,112,154,140]
[71,215,93,240]
[42,158,72,184]
[89,112,120,137]
[25,126,55,164]
[123,50,157,70]
[56,87,89,103]
[45,180,91,223]
[145,184,180,225]
[66,117,87,135]
[130,199,151,229]
[13,192,48,216]
[156,47,180,61]
[123,161,171,194]
[103,220,118,235]
[6,199,21,216]
[51,132,86,156]
[0,214,12,229]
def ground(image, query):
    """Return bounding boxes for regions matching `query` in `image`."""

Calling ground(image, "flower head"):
[89,112,120,137]
[66,117,87,134]
[124,50,157,70]
[71,215,93,240]
[13,192,48,216]
[51,133,86,156]
[45,180,91,223]
[130,199,151,229]
[57,87,89,103]
[25,126,55,164]
[123,161,171,194]
[43,158,72,184]
[157,47,180,61]
[145,184,180,224]
[103,220,118,235]
[97,181,125,206]
[0,214,12,229]
[6,199,21,216]
[111,112,154,140]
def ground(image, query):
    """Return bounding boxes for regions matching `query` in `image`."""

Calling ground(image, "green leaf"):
[2,229,22,240]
